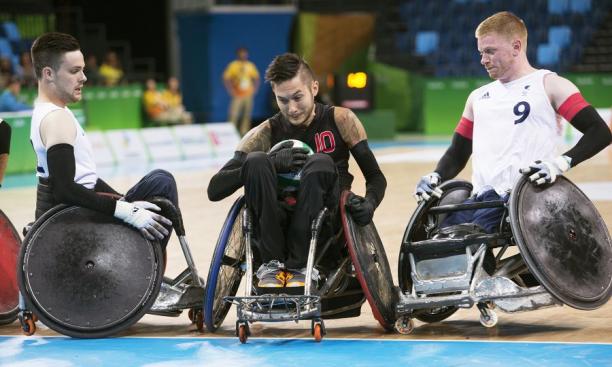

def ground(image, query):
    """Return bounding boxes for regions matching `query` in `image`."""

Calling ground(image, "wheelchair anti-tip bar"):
[428,200,506,214]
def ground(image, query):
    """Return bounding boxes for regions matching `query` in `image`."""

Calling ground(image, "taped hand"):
[519,156,571,186]
[414,172,443,202]
[114,200,172,240]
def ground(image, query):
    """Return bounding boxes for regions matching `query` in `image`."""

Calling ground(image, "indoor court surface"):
[1,141,611,366]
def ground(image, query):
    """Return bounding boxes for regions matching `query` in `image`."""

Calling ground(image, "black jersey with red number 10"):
[269,102,353,190]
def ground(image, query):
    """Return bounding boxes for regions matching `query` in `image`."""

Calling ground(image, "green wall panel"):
[422,73,612,136]
[355,109,395,140]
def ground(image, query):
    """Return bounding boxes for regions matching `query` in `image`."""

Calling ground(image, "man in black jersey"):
[0,119,10,188]
[208,53,386,289]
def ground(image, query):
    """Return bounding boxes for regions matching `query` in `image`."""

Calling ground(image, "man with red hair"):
[414,11,612,233]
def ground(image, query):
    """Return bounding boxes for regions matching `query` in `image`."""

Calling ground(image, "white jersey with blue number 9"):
[471,69,562,194]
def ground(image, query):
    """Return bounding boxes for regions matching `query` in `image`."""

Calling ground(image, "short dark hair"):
[264,53,315,84]
[31,32,80,79]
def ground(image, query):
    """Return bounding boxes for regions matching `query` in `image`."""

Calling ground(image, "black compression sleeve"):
[47,144,116,215]
[434,132,472,181]
[350,140,387,208]
[564,106,612,167]
[207,151,247,201]
[0,120,11,155]
[94,178,122,197]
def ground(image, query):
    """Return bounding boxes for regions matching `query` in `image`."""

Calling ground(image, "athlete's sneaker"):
[285,269,305,287]
[256,260,286,288]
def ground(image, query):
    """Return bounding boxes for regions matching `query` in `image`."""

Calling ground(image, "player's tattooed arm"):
[334,107,368,148]
[237,120,272,153]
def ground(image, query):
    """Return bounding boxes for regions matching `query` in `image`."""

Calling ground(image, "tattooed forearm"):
[335,107,367,147]
[237,121,272,153]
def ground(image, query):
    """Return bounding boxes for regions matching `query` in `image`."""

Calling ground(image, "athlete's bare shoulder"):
[543,73,580,110]
[40,109,77,148]
[236,120,272,153]
[333,106,367,148]
[461,90,477,121]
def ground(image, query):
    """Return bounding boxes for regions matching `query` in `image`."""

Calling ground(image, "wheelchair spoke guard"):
[510,175,612,310]
[341,191,397,330]
[19,205,164,338]
[0,209,20,325]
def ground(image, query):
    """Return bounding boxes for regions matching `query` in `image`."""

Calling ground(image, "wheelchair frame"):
[395,180,560,334]
[225,206,331,342]
[204,191,396,343]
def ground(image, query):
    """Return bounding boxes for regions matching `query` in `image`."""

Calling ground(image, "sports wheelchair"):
[17,198,205,338]
[395,175,612,334]
[203,191,397,343]
[0,209,20,326]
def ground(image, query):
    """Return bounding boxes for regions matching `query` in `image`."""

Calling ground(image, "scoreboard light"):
[347,72,368,89]
[335,71,373,111]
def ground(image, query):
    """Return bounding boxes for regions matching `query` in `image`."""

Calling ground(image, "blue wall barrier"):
[177,11,295,123]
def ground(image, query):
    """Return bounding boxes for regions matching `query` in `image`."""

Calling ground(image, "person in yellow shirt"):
[99,51,124,86]
[143,77,192,125]
[223,47,260,135]
[160,76,192,124]
[143,78,165,123]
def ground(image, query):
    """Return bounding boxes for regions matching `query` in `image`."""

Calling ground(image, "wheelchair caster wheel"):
[189,308,204,332]
[19,312,36,336]
[311,319,326,342]
[394,316,414,335]
[479,309,498,328]
[236,321,250,344]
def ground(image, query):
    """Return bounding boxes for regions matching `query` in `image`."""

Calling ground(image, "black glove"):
[269,141,309,173]
[347,193,375,226]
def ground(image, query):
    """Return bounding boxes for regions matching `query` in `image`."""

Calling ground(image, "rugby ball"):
[269,139,314,190]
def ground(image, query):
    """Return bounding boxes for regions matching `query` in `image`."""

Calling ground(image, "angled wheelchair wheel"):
[0,209,20,325]
[204,197,246,332]
[398,180,473,292]
[510,175,612,310]
[341,191,397,331]
[19,205,164,338]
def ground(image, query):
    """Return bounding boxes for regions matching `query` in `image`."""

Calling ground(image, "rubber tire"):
[203,197,246,332]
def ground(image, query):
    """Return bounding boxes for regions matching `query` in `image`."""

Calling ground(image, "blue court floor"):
[1,337,611,367]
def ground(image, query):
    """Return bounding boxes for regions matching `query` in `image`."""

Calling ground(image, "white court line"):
[375,148,446,164]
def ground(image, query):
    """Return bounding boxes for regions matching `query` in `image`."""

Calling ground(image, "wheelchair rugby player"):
[206,53,396,342]
[396,12,612,333]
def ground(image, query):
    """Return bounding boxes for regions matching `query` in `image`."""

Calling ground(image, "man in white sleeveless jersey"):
[414,11,612,234]
[29,32,176,247]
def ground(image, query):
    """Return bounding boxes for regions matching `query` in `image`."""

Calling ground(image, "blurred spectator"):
[18,51,37,88]
[161,76,193,124]
[223,47,260,135]
[99,50,124,86]
[0,76,32,112]
[143,77,192,125]
[0,56,14,89]
[85,54,102,86]
[142,77,165,122]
